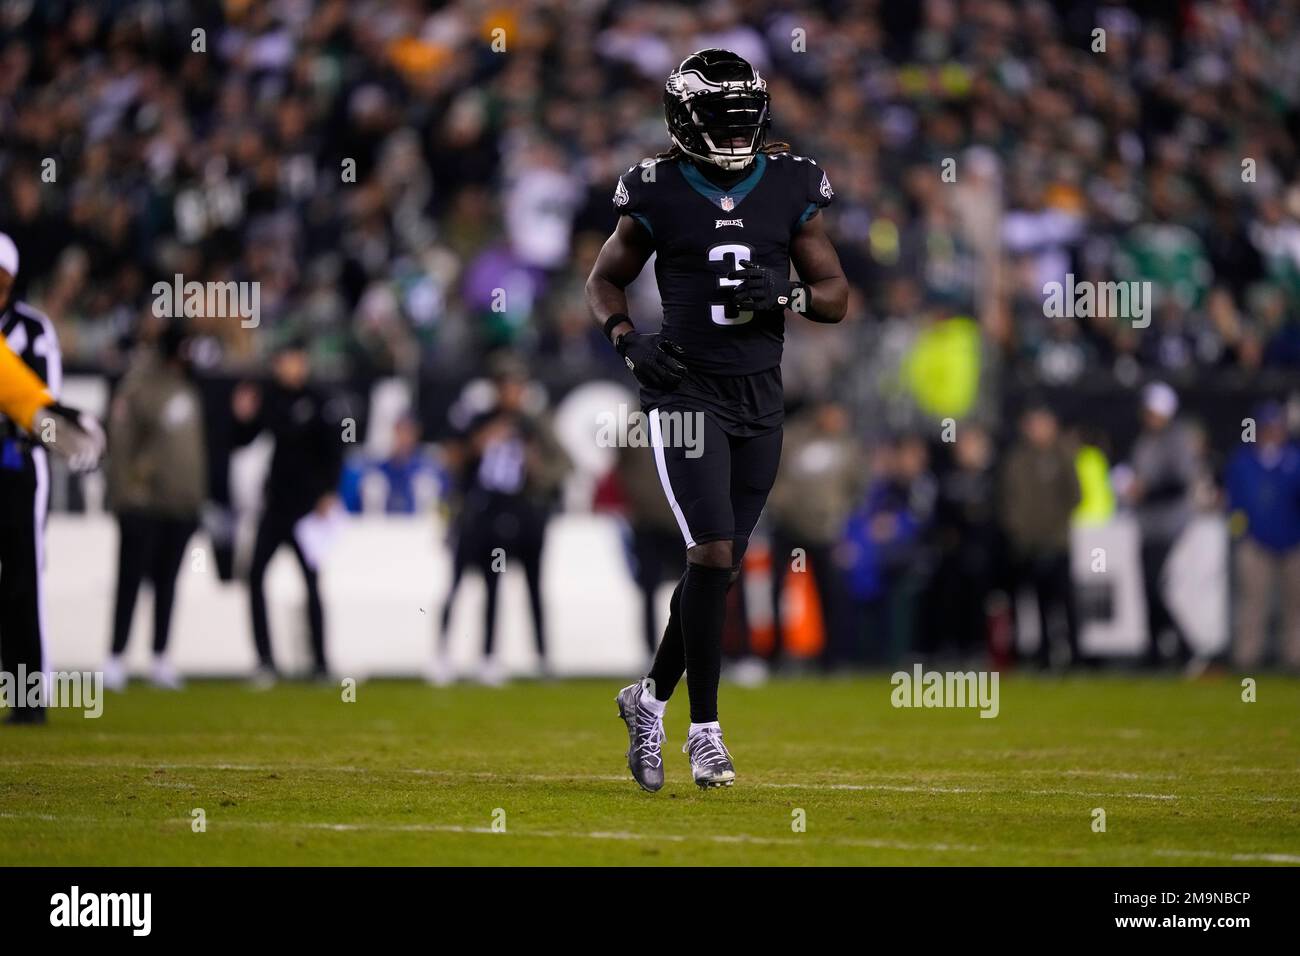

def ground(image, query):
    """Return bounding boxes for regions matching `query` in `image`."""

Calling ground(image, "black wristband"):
[603,313,633,344]
[782,281,809,311]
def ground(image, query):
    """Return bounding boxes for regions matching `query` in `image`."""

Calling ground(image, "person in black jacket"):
[922,422,999,663]
[232,341,344,684]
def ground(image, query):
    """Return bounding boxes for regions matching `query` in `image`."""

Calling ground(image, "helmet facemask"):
[665,55,770,172]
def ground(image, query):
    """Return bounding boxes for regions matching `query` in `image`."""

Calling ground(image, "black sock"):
[679,562,732,723]
[646,573,686,700]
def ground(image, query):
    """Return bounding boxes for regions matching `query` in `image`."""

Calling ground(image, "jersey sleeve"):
[0,334,52,431]
[795,156,834,227]
[612,160,658,238]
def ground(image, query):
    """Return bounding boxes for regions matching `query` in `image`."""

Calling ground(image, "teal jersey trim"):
[797,202,819,225]
[630,212,653,237]
[678,154,768,211]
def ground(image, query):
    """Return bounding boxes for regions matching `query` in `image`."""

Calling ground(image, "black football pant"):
[248,508,326,674]
[0,445,48,712]
[438,492,548,660]
[645,409,782,722]
[110,511,197,656]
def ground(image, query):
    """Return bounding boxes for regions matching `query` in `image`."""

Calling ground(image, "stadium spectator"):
[1126,381,1198,666]
[377,416,442,514]
[923,421,999,662]
[999,403,1081,668]
[766,397,867,669]
[340,416,443,515]
[103,322,207,692]
[1069,424,1118,528]
[841,436,933,667]
[1225,401,1300,672]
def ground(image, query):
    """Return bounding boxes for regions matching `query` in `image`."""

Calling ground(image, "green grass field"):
[1,674,1297,865]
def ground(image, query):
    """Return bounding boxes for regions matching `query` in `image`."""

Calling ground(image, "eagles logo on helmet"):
[663,49,771,172]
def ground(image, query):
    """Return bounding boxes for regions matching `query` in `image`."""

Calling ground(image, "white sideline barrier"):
[41,512,1229,677]
[1070,513,1229,658]
[35,376,1231,673]
[44,513,665,679]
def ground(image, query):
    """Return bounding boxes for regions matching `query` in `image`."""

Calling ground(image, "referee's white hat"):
[0,231,18,278]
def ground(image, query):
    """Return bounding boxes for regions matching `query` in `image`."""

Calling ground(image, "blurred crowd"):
[4,0,1300,393]
[3,0,1300,679]
[605,384,1299,675]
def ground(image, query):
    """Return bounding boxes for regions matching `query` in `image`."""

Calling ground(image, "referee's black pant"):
[0,443,49,713]
[438,491,549,660]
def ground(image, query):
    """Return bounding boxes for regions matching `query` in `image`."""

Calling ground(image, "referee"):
[0,233,67,724]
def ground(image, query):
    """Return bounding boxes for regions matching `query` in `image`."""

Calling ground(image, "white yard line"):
[1154,848,1300,865]
[755,781,1180,800]
[0,811,980,854]
[1024,788,1179,801]
[5,810,1296,862]
[225,819,987,853]
[3,759,1295,804]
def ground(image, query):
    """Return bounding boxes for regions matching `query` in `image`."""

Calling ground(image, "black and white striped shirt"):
[1,301,61,398]
[1,301,61,438]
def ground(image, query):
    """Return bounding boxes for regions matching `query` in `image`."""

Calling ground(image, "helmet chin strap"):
[710,154,755,172]
[670,133,757,172]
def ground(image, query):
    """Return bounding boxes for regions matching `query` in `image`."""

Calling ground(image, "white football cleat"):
[616,679,666,792]
[248,665,278,691]
[684,726,736,789]
[102,656,127,692]
[149,657,185,690]
[474,657,507,687]
[424,654,455,687]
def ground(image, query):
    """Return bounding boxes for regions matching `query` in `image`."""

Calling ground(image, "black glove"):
[729,259,806,312]
[33,402,106,473]
[616,332,688,390]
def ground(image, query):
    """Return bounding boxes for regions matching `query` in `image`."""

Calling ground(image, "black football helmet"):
[664,49,770,172]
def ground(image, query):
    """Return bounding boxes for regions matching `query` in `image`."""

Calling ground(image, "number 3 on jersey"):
[708,243,753,326]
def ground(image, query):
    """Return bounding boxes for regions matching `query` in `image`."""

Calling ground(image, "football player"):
[586,49,848,790]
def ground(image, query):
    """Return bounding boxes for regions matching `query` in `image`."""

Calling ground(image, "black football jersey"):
[613,151,833,377]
